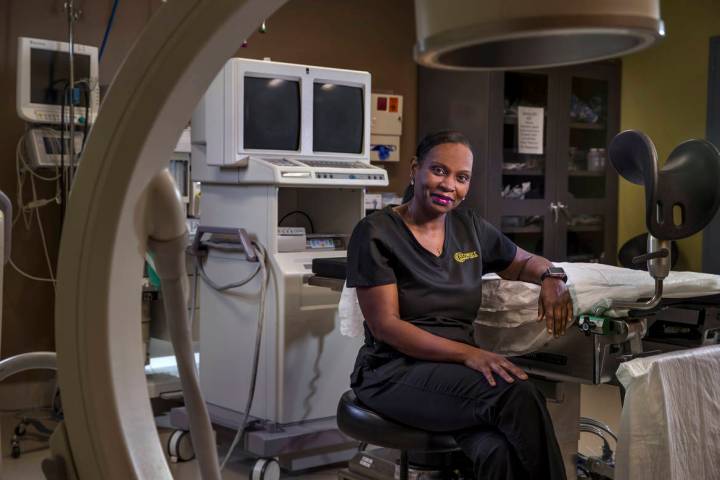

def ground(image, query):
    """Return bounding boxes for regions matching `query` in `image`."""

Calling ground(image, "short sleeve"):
[346,218,397,287]
[473,214,518,274]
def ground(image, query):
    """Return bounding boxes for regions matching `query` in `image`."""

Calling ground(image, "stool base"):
[341,447,467,480]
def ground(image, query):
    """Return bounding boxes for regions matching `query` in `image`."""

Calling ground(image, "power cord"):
[99,0,120,61]
[11,132,60,285]
[219,242,268,470]
[279,210,315,233]
[193,240,262,291]
[189,239,269,470]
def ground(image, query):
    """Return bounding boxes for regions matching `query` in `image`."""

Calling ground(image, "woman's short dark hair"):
[402,130,472,203]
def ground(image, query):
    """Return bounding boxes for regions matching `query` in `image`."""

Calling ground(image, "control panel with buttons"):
[31,110,87,125]
[315,172,384,181]
[236,156,389,187]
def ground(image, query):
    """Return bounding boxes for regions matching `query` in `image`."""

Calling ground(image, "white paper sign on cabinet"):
[518,106,544,155]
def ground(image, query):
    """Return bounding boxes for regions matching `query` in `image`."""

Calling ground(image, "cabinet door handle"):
[549,202,571,223]
[549,202,560,223]
[557,202,572,220]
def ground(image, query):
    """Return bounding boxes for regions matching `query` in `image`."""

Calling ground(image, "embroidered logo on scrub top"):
[453,251,479,263]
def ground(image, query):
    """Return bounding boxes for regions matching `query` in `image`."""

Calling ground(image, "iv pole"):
[64,1,79,195]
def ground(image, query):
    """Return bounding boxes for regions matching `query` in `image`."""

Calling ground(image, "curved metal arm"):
[607,278,664,312]
[579,416,617,442]
[605,237,670,313]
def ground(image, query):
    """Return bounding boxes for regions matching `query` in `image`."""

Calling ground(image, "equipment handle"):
[190,225,258,262]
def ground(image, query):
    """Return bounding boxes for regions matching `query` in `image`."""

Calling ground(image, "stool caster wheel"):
[167,429,195,463]
[250,457,280,480]
[11,442,21,459]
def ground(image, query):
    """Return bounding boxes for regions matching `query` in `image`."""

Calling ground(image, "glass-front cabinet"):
[486,62,619,263]
[501,72,549,202]
[488,71,559,260]
[557,64,619,264]
[417,61,619,264]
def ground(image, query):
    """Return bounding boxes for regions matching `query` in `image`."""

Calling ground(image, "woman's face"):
[411,142,473,214]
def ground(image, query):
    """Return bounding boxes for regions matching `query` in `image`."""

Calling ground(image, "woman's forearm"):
[501,247,553,284]
[517,254,553,284]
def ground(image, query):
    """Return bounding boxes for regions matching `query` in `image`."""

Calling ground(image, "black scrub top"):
[346,205,517,386]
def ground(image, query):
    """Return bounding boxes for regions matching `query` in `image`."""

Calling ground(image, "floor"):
[0,384,622,479]
[0,412,345,480]
[0,447,344,479]
[0,365,349,479]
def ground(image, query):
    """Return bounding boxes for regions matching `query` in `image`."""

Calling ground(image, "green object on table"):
[579,314,612,335]
[145,253,161,289]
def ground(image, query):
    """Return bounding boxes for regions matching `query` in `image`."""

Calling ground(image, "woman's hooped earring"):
[410,177,415,185]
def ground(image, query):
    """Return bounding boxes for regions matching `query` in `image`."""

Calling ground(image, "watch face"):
[548,267,565,275]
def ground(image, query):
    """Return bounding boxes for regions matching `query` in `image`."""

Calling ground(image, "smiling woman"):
[346,130,574,480]
[401,130,472,204]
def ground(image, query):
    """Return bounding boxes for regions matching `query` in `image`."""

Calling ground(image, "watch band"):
[541,268,568,283]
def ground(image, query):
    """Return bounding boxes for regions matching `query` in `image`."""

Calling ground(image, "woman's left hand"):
[537,279,573,337]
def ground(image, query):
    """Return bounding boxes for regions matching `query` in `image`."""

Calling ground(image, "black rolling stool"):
[337,390,459,480]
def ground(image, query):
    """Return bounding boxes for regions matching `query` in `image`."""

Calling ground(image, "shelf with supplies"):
[502,225,543,234]
[568,170,606,177]
[502,169,544,176]
[567,225,603,233]
[569,122,605,130]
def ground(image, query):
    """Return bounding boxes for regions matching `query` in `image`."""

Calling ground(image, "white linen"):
[614,346,720,480]
[338,263,720,356]
[338,282,364,337]
[475,262,720,355]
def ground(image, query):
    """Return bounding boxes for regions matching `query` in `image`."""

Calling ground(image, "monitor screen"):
[243,76,300,151]
[313,83,364,154]
[30,48,91,107]
[42,135,73,154]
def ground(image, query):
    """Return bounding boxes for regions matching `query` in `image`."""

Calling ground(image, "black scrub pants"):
[354,360,567,480]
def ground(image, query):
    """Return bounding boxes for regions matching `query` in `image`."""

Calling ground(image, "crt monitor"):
[192,58,371,167]
[243,76,301,151]
[313,82,365,154]
[17,37,100,125]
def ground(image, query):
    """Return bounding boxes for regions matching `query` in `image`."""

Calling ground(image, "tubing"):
[150,235,221,480]
[146,170,220,480]
[219,243,268,470]
[0,352,56,382]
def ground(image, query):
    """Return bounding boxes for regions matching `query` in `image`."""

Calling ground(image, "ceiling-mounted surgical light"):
[414,0,665,71]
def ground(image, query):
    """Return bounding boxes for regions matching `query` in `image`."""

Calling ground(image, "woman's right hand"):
[462,347,528,387]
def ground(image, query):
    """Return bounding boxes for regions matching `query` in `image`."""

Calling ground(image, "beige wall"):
[619,0,720,271]
[0,1,417,374]
[242,1,417,195]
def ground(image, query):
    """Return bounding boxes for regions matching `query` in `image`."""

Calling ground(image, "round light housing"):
[415,0,665,70]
